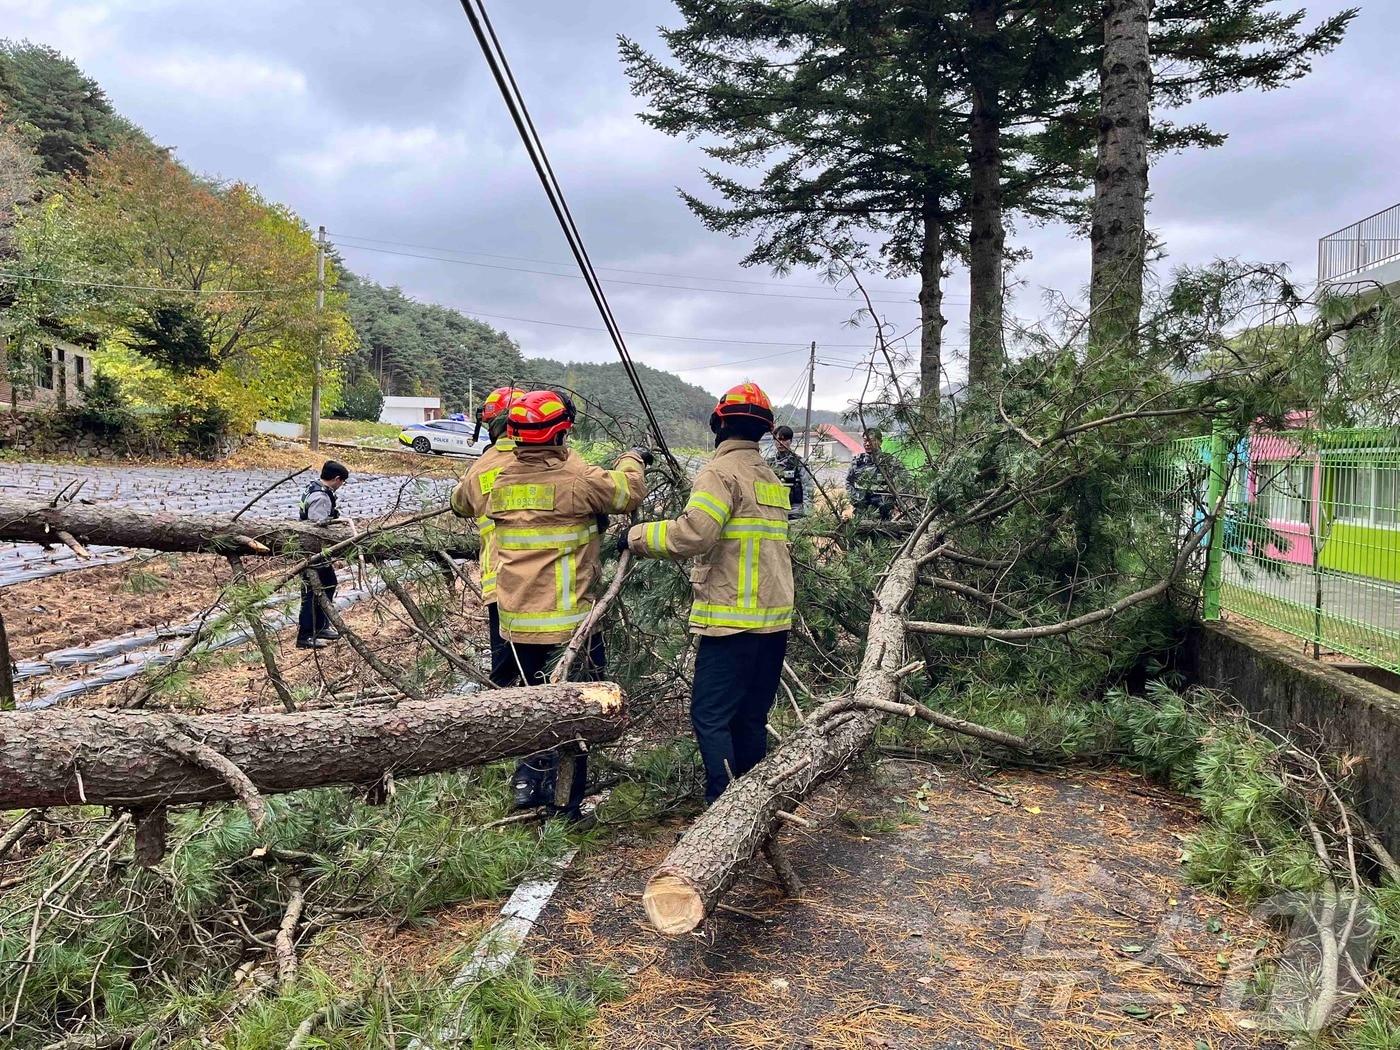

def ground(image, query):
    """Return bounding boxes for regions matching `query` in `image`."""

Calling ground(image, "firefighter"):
[449,385,528,682]
[620,382,794,803]
[490,388,650,816]
[296,460,349,650]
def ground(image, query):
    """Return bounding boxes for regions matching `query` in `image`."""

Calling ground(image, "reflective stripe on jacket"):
[449,437,516,604]
[490,446,646,644]
[627,438,794,637]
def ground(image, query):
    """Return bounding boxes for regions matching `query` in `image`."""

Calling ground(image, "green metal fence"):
[1134,427,1400,674]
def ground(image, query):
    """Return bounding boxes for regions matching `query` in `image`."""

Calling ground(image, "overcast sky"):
[3,0,1394,411]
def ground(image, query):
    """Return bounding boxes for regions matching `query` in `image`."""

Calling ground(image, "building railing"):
[1318,201,1400,283]
[1132,427,1400,674]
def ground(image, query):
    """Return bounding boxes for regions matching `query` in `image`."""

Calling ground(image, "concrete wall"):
[1186,619,1400,858]
[255,420,305,439]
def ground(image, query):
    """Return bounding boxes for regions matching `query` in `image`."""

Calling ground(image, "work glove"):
[627,446,655,467]
[615,532,630,555]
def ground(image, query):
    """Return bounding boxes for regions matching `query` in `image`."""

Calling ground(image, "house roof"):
[818,424,864,455]
[382,396,441,408]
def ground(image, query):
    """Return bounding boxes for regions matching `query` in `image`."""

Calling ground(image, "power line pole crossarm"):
[802,341,816,460]
[310,225,326,453]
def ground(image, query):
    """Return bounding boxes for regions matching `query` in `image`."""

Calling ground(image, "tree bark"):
[0,497,477,561]
[642,529,935,934]
[966,0,1006,392]
[1089,0,1152,351]
[917,202,945,407]
[0,682,627,811]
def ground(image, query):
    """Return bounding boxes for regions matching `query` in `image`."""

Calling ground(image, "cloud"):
[144,53,307,102]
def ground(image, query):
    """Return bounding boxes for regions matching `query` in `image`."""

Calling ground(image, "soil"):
[7,436,466,480]
[5,552,234,662]
[530,762,1283,1050]
[33,568,491,712]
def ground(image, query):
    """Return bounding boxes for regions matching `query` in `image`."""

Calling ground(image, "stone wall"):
[1185,619,1400,858]
[0,412,140,459]
[0,411,243,460]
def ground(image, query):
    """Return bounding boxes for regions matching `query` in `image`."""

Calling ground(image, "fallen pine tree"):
[0,496,478,561]
[0,681,626,814]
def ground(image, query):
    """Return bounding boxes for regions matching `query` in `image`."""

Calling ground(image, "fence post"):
[1201,416,1229,621]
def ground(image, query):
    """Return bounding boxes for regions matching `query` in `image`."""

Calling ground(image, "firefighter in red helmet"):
[621,382,794,803]
[450,386,527,681]
[488,388,651,817]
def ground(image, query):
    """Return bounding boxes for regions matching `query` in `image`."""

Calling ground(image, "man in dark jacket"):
[767,425,806,519]
[296,460,349,650]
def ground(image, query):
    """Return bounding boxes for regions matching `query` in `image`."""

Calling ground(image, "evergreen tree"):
[0,41,146,174]
[622,2,971,407]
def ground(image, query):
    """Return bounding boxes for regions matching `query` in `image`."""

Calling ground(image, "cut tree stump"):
[0,496,477,561]
[0,682,627,811]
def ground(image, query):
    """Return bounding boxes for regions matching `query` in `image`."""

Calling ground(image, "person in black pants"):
[494,633,606,818]
[690,631,789,803]
[296,460,349,650]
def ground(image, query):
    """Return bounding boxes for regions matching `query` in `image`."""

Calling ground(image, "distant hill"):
[340,273,718,446]
[772,403,846,428]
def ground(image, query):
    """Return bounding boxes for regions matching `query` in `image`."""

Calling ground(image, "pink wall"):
[1247,425,1321,566]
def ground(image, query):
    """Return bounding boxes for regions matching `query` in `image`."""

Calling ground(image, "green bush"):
[73,369,135,434]
[333,371,385,422]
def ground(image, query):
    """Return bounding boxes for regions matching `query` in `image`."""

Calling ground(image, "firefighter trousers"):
[491,631,606,816]
[691,630,789,803]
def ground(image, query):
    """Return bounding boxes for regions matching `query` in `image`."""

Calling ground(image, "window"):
[35,350,54,390]
[1253,461,1312,524]
[1377,468,1399,528]
[1332,462,1399,529]
[74,354,87,389]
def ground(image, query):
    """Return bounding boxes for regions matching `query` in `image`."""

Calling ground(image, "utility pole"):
[468,377,474,421]
[802,341,816,460]
[310,225,326,452]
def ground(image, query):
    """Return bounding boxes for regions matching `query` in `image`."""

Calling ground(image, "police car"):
[397,419,491,457]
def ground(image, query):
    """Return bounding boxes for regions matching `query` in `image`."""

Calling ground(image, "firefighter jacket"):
[489,446,647,644]
[449,437,516,604]
[626,439,794,637]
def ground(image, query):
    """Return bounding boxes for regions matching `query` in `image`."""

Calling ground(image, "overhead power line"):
[456,0,676,465]
[328,231,920,305]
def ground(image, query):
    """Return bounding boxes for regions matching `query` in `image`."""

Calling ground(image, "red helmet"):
[710,381,775,433]
[506,389,575,445]
[478,386,527,424]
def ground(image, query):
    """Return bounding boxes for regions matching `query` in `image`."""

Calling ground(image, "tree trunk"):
[0,682,626,811]
[642,529,936,934]
[966,0,1006,392]
[0,497,477,561]
[917,202,945,407]
[1089,0,1152,351]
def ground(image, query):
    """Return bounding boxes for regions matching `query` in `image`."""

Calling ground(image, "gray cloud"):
[3,0,1390,411]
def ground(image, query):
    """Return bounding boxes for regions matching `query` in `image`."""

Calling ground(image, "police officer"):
[489,389,649,816]
[621,382,794,803]
[450,386,527,682]
[767,424,806,519]
[296,460,349,650]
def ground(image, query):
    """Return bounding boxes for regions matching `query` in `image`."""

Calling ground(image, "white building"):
[378,395,443,427]
[1318,202,1400,297]
[0,338,97,410]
